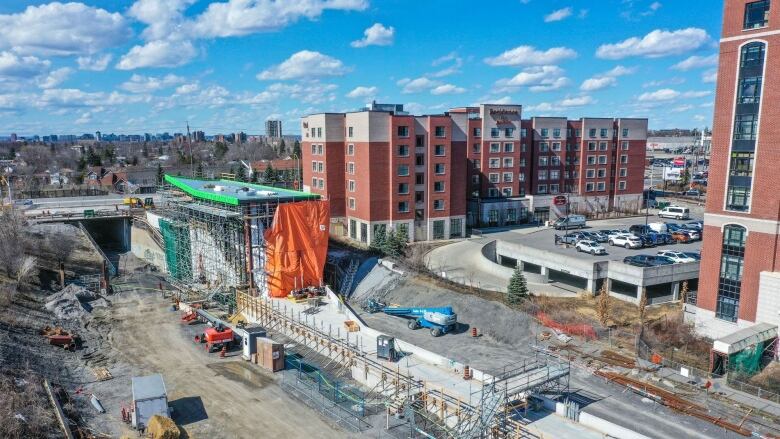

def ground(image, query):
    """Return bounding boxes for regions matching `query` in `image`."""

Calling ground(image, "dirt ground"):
[81,272,355,439]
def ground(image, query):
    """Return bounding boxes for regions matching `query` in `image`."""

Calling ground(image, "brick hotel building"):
[689,0,780,346]
[301,103,647,244]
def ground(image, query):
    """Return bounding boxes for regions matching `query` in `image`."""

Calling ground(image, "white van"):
[658,206,690,220]
[647,222,668,233]
[552,215,586,230]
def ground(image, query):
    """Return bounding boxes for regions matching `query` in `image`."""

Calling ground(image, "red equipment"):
[181,310,197,322]
[204,327,234,353]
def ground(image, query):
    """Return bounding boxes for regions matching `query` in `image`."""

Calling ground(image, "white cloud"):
[0,2,129,56]
[485,45,577,67]
[431,52,463,77]
[431,84,466,95]
[117,40,197,70]
[671,54,718,71]
[37,88,150,109]
[638,88,711,102]
[693,114,707,122]
[398,77,438,94]
[702,69,718,83]
[560,95,595,107]
[480,96,512,105]
[495,65,570,93]
[38,67,73,89]
[596,28,710,59]
[579,65,635,91]
[75,111,92,125]
[190,0,367,38]
[175,83,199,95]
[120,74,185,93]
[649,2,663,11]
[643,77,685,88]
[671,104,693,113]
[351,23,395,48]
[346,86,377,98]
[0,51,50,77]
[77,54,113,71]
[128,0,196,41]
[258,50,349,80]
[544,7,572,22]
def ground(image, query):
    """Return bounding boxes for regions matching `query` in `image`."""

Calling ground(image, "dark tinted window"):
[744,0,770,29]
[740,42,766,67]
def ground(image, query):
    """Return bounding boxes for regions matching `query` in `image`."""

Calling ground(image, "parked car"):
[575,240,607,255]
[647,222,669,233]
[682,251,701,261]
[667,224,701,240]
[653,255,676,265]
[657,250,698,263]
[658,206,690,220]
[606,230,631,240]
[684,189,703,196]
[552,215,587,230]
[641,232,674,246]
[609,234,643,249]
[624,254,675,267]
[581,231,608,243]
[629,225,653,236]
[598,229,620,238]
[670,231,692,243]
[559,232,587,245]
[684,221,703,230]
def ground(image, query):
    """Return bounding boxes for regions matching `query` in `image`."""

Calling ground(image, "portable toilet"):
[131,374,169,430]
[377,335,397,361]
[241,326,267,360]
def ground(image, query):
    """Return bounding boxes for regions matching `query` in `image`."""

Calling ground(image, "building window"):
[597,169,606,178]
[416,135,425,147]
[539,142,549,152]
[317,162,324,172]
[539,156,549,166]
[537,184,547,194]
[471,175,479,185]
[502,172,513,182]
[596,182,606,191]
[504,128,514,138]
[311,177,317,187]
[348,126,354,137]
[726,186,751,211]
[347,144,355,155]
[398,145,410,157]
[587,156,596,165]
[472,143,480,154]
[741,42,766,67]
[398,201,410,213]
[318,178,325,189]
[489,173,500,183]
[473,128,482,137]
[434,163,445,174]
[585,182,595,192]
[433,199,445,211]
[734,114,758,140]
[552,142,561,151]
[518,172,525,182]
[473,159,480,169]
[744,0,770,29]
[541,128,549,138]
[488,188,499,197]
[519,158,526,167]
[551,156,561,166]
[502,187,512,197]
[588,142,596,151]
[553,128,561,138]
[416,154,425,166]
[310,144,317,155]
[434,145,446,156]
[521,128,527,138]
[729,152,755,177]
[347,162,355,174]
[490,143,500,153]
[598,155,607,164]
[348,180,356,192]
[599,141,607,150]
[317,127,322,138]
[397,223,409,238]
[450,218,462,238]
[415,173,424,185]
[618,181,627,190]
[504,142,514,152]
[433,220,445,239]
[622,128,629,137]
[434,181,445,192]
[600,128,608,138]
[435,126,446,137]
[416,190,425,202]
[503,157,513,168]
[398,126,409,137]
[538,170,548,180]
[398,165,409,176]
[489,158,500,168]
[620,155,628,164]
[738,76,763,104]
[549,184,559,194]
[317,144,323,154]
[311,162,317,172]
[550,170,560,180]
[621,141,629,150]
[398,183,409,194]
[619,168,627,177]
[716,225,748,322]
[490,128,500,138]
[349,219,357,238]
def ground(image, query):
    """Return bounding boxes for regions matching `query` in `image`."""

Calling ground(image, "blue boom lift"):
[363,299,457,337]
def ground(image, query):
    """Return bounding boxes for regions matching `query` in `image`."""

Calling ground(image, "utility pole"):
[186,121,194,177]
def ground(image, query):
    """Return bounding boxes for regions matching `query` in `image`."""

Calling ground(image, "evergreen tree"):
[370,227,387,254]
[236,165,247,181]
[506,266,529,305]
[157,145,163,156]
[681,168,691,188]
[214,141,228,159]
[250,169,258,183]
[279,139,286,155]
[142,143,149,158]
[130,155,139,166]
[384,228,407,258]
[292,140,302,158]
[263,164,276,183]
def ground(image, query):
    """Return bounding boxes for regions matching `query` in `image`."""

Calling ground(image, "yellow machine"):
[123,196,143,208]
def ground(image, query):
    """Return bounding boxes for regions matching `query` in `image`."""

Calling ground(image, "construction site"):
[1,174,780,439]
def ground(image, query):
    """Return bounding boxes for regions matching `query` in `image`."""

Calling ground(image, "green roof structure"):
[164,175,319,206]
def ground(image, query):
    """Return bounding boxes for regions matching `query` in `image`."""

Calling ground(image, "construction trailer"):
[131,374,170,430]
[156,175,328,297]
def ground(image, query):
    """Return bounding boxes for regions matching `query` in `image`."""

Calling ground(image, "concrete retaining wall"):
[130,225,166,271]
[477,240,515,280]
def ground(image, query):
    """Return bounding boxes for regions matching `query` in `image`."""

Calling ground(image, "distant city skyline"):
[0,0,721,135]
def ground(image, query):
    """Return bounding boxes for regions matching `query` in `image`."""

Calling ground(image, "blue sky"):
[0,0,723,136]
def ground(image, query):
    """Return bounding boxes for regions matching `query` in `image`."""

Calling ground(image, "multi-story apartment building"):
[690,0,780,345]
[302,103,647,245]
[265,120,283,138]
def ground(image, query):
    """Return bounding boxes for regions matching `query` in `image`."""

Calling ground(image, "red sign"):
[553,195,567,206]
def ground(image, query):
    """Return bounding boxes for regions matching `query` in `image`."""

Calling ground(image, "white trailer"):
[131,374,170,430]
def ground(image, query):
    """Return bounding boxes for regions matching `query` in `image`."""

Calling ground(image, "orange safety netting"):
[536,312,597,340]
[264,200,330,298]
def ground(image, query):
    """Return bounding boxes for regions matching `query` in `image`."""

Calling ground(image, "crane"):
[363,299,457,337]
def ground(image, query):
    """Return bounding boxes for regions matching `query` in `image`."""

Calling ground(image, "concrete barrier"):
[477,240,515,279]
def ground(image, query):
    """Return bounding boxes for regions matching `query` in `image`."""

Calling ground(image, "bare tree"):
[596,282,611,327]
[638,287,648,325]
[45,233,76,266]
[0,210,32,278]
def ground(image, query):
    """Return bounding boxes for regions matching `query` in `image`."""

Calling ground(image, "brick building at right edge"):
[688,0,780,348]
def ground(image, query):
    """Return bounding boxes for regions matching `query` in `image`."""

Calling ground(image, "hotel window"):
[473,159,480,169]
[311,144,317,155]
[434,145,446,156]
[503,172,513,182]
[317,127,322,138]
[621,141,629,150]
[587,156,596,165]
[398,183,409,194]
[552,142,561,151]
[503,157,513,168]
[521,128,527,138]
[398,201,410,213]
[347,162,355,174]
[597,169,606,178]
[450,219,462,238]
[317,162,324,172]
[729,152,755,177]
[416,154,425,166]
[504,128,514,137]
[318,178,325,189]
[490,143,500,153]
[489,158,500,168]
[716,225,747,322]
[491,128,500,138]
[576,129,582,137]
[537,184,547,194]
[744,0,770,29]
[502,187,513,197]
[415,173,425,184]
[348,180,356,192]
[473,143,480,154]
[538,170,548,180]
[599,141,607,150]
[734,114,758,140]
[618,181,627,190]
[488,188,499,197]
[433,199,445,210]
[489,173,500,183]
[347,144,355,155]
[398,165,410,176]
[619,168,628,177]
[596,182,606,191]
[620,155,628,164]
[738,77,763,104]
[473,128,482,137]
[539,142,549,152]
[398,126,409,137]
[585,182,595,192]
[311,177,317,187]
[588,142,596,151]
[348,198,356,210]
[416,135,425,147]
[518,172,525,182]
[504,142,514,152]
[311,162,317,172]
[317,144,323,154]
[741,42,766,67]
[600,128,608,138]
[726,186,751,211]
[471,175,479,184]
[539,156,549,166]
[398,145,410,157]
[586,169,596,178]
[589,128,597,138]
[348,126,353,137]
[311,127,316,137]
[553,128,561,138]
[598,155,607,164]
[521,143,527,152]
[550,170,560,180]
[520,158,526,167]
[434,181,445,192]
[551,156,561,166]
[550,184,559,194]
[541,128,549,138]
[435,126,446,137]
[564,171,570,179]
[622,128,629,137]
[434,163,446,174]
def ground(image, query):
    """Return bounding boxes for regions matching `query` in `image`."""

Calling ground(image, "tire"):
[430,327,442,337]
[608,240,614,246]
[408,320,420,330]
[576,247,581,252]
[590,250,595,255]
[624,243,630,249]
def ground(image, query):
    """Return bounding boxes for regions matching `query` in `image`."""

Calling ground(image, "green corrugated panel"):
[730,341,763,376]
[236,180,320,201]
[164,174,240,205]
[160,218,192,280]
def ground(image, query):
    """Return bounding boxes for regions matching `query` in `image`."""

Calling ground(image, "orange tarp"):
[264,200,330,298]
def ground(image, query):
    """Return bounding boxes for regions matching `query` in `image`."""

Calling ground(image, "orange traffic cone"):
[220,346,227,358]
[471,327,478,338]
